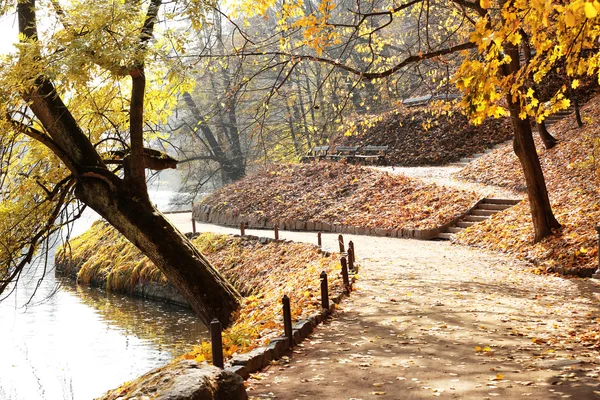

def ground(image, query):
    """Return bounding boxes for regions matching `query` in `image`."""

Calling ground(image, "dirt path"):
[165,217,600,399]
[374,165,521,199]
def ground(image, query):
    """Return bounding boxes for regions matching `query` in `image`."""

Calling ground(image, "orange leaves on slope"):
[202,162,479,231]
[455,94,600,276]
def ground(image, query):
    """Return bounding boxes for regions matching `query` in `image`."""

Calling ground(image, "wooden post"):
[348,247,355,271]
[275,225,279,241]
[240,222,245,236]
[318,232,322,247]
[190,202,196,234]
[349,240,355,261]
[210,319,224,368]
[338,234,345,253]
[282,295,293,349]
[320,271,329,310]
[341,257,350,292]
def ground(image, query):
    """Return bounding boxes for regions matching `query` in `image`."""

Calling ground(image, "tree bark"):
[502,32,561,242]
[75,178,241,326]
[536,121,557,150]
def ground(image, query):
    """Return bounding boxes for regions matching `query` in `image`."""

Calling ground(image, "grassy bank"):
[56,221,344,359]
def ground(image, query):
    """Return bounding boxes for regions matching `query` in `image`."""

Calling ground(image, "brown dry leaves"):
[455,95,600,277]
[201,162,479,230]
[331,105,513,166]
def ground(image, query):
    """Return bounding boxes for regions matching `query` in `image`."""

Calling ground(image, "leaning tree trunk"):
[17,0,241,328]
[76,177,241,327]
[502,37,561,242]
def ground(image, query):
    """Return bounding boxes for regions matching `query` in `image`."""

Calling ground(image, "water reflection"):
[0,260,207,400]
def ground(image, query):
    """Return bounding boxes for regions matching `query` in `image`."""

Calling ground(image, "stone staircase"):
[437,198,521,240]
[543,106,576,126]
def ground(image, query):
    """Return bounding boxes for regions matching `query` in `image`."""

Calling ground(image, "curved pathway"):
[165,214,600,400]
[374,165,521,200]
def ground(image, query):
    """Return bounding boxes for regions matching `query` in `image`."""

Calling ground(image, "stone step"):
[464,215,489,222]
[457,221,477,228]
[448,227,465,233]
[472,209,499,216]
[482,198,521,205]
[437,232,453,240]
[459,157,476,163]
[477,203,513,211]
[472,153,486,158]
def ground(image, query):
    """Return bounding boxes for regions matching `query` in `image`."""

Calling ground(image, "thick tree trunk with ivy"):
[503,42,561,242]
[16,0,241,327]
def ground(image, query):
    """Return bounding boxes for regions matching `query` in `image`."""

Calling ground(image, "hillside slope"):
[332,106,513,165]
[455,96,600,276]
[199,162,479,231]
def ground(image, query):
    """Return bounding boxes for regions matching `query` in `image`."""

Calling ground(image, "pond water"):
[0,184,209,400]
[0,255,208,400]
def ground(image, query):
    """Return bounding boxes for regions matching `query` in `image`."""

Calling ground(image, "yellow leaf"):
[565,10,577,27]
[572,79,580,89]
[585,2,598,18]
[580,247,588,254]
[195,354,206,362]
[480,0,491,9]
[495,373,504,380]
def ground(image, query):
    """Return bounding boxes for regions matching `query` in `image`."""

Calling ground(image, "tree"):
[0,0,240,327]
[228,0,600,242]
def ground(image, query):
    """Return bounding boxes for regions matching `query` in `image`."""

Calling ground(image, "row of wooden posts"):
[208,229,357,369]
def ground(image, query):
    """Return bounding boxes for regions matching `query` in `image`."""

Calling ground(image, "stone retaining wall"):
[193,199,484,240]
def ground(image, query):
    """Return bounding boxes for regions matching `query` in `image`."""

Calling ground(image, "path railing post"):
[210,319,224,368]
[347,247,355,271]
[348,241,355,261]
[191,202,196,234]
[282,295,293,349]
[317,232,322,247]
[240,222,245,236]
[274,224,279,240]
[341,257,350,293]
[338,234,345,253]
[320,271,329,310]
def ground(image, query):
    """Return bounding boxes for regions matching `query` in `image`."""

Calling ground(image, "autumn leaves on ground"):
[455,95,600,277]
[62,94,600,397]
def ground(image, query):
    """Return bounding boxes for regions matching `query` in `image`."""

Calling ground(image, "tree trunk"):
[17,0,242,328]
[75,178,241,327]
[536,121,557,149]
[183,93,244,183]
[502,35,561,242]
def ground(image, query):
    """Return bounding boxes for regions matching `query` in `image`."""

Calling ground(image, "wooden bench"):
[355,145,389,165]
[330,146,359,161]
[301,145,330,162]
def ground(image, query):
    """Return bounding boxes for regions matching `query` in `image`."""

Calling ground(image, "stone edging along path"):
[192,199,486,241]
[226,267,356,380]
